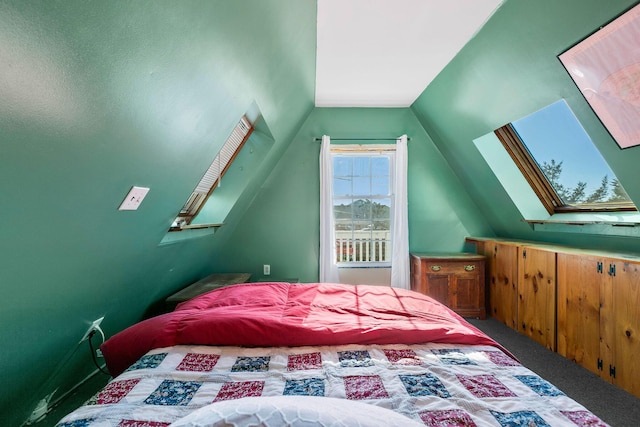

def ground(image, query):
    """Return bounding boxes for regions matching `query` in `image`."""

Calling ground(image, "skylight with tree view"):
[497,99,635,213]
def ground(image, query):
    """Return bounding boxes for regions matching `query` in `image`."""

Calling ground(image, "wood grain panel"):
[557,253,602,376]
[612,261,640,396]
[490,243,518,330]
[518,247,556,351]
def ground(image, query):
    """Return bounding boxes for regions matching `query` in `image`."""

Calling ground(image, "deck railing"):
[335,230,390,263]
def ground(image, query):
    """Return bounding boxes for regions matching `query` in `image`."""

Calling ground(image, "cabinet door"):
[453,262,485,319]
[518,247,556,351]
[488,243,518,329]
[610,261,640,397]
[424,273,452,307]
[556,253,603,376]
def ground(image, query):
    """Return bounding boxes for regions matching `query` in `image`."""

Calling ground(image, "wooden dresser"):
[410,253,486,319]
[467,236,640,398]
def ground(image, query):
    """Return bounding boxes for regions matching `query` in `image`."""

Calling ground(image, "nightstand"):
[165,272,252,311]
[410,253,486,319]
[254,277,300,283]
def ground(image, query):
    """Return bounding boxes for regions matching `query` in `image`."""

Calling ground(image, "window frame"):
[495,124,636,214]
[170,115,254,231]
[330,145,396,268]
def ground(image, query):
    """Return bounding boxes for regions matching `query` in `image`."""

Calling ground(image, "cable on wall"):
[88,326,110,376]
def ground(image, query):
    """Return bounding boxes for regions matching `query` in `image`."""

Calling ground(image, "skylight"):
[170,115,254,230]
[502,99,634,212]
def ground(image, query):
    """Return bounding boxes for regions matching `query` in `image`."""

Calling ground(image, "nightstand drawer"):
[423,261,482,275]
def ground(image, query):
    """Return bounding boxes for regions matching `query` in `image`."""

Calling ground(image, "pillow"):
[169,396,424,427]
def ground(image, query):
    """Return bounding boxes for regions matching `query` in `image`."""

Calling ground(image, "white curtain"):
[391,135,410,289]
[319,135,339,283]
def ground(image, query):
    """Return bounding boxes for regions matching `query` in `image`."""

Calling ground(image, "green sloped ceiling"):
[411,0,640,253]
[0,1,316,424]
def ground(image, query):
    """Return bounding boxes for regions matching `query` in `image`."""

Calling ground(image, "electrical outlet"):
[26,390,56,425]
[25,398,48,424]
[79,316,104,343]
[263,264,271,276]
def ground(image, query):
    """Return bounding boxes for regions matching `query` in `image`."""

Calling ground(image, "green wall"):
[0,1,316,425]
[212,108,494,281]
[412,0,640,253]
[6,0,640,425]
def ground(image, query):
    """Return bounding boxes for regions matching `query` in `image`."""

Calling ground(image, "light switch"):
[119,186,150,210]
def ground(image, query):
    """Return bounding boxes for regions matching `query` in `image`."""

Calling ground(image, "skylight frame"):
[170,115,254,231]
[495,123,636,215]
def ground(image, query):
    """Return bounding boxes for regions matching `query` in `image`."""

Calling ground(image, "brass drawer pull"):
[464,265,476,271]
[430,265,441,272]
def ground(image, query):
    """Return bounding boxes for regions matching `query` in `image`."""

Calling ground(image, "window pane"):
[352,199,372,221]
[333,157,352,176]
[371,157,389,175]
[352,157,370,176]
[333,176,352,197]
[335,219,353,232]
[372,199,391,222]
[512,100,631,205]
[352,177,371,195]
[373,219,390,230]
[334,198,352,222]
[371,177,389,196]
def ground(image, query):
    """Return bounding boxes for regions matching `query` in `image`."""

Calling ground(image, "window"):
[170,115,254,230]
[331,146,394,266]
[495,100,635,214]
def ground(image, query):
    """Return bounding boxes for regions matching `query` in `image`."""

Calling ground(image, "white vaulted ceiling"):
[315,0,503,107]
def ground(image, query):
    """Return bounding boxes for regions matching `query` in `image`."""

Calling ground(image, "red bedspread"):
[101,282,508,376]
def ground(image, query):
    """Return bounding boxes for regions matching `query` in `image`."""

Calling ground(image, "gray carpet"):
[468,317,640,427]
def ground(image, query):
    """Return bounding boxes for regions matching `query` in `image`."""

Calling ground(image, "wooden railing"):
[335,230,390,263]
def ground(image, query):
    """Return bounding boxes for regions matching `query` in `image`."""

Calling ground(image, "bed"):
[56,282,608,426]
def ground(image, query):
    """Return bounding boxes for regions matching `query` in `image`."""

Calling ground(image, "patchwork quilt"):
[56,342,608,427]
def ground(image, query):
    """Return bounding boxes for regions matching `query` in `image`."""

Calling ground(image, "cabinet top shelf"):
[465,236,640,263]
[411,252,485,261]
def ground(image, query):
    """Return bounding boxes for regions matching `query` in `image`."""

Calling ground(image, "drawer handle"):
[430,265,441,272]
[464,265,476,271]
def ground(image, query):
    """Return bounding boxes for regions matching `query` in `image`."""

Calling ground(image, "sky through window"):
[512,99,631,205]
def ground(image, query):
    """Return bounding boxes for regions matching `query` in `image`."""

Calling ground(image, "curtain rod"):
[313,137,410,142]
